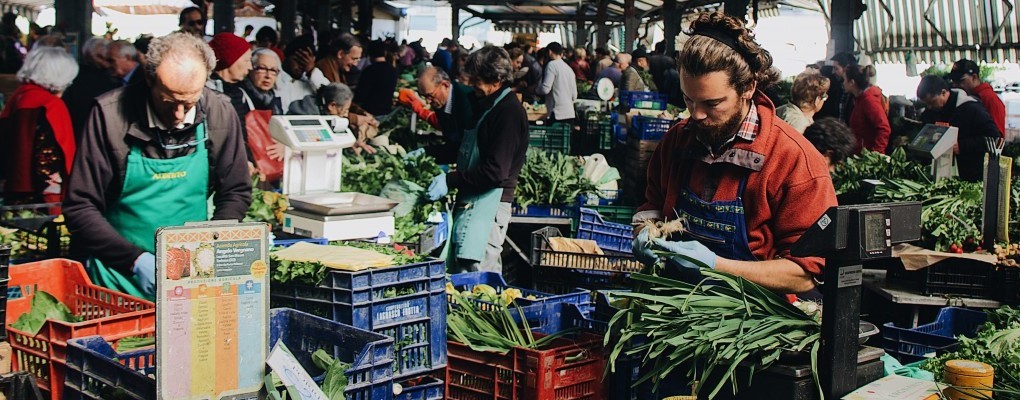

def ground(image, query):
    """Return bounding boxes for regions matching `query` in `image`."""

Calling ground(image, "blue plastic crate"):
[448,272,590,331]
[881,307,987,364]
[273,237,329,248]
[576,208,633,253]
[395,375,444,400]
[511,204,574,218]
[629,116,673,141]
[619,91,667,110]
[579,189,621,206]
[270,259,447,379]
[64,308,396,400]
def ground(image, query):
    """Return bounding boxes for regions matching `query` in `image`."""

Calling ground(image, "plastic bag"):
[379,180,424,217]
[245,109,283,183]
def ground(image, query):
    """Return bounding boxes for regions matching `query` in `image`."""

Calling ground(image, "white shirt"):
[536,58,577,120]
[275,68,330,112]
[147,101,197,130]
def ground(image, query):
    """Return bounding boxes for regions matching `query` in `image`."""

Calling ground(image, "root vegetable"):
[636,218,687,240]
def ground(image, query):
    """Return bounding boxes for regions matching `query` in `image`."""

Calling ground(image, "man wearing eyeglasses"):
[63,33,252,300]
[396,66,477,164]
[178,7,210,42]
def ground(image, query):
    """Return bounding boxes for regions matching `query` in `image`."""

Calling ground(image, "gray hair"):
[17,46,79,92]
[419,66,450,86]
[464,46,513,85]
[251,47,280,67]
[615,53,632,65]
[81,37,110,67]
[317,82,354,110]
[109,40,138,61]
[145,32,216,79]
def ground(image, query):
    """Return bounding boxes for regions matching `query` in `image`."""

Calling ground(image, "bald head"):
[145,33,215,129]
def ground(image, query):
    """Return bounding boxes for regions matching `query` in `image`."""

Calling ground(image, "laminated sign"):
[155,221,270,399]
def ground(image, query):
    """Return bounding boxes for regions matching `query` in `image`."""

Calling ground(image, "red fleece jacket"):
[849,86,891,154]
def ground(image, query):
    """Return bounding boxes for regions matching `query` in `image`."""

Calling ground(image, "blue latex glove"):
[427,173,449,201]
[404,148,426,160]
[632,227,658,266]
[132,252,157,297]
[651,238,718,271]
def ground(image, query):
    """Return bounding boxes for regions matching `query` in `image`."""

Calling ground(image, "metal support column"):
[596,0,609,50]
[829,0,855,56]
[452,4,461,43]
[278,0,297,42]
[575,11,588,50]
[662,0,679,55]
[339,0,353,33]
[54,0,92,54]
[213,0,234,34]
[623,0,637,52]
[317,0,332,35]
[357,0,373,35]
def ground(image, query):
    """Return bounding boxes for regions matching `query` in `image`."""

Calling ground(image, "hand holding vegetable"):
[652,237,717,271]
[427,173,449,201]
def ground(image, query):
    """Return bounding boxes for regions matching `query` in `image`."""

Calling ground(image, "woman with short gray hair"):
[288,82,375,155]
[1,45,79,204]
[423,45,529,274]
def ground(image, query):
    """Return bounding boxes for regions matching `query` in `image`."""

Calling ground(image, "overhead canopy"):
[461,0,659,23]
[848,0,1019,63]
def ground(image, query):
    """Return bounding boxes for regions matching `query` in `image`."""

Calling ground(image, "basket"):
[885,257,996,298]
[0,371,45,400]
[6,259,155,398]
[619,91,667,110]
[576,208,633,253]
[881,307,987,364]
[64,308,397,400]
[511,204,574,218]
[531,227,643,294]
[629,116,672,141]
[528,123,571,154]
[444,332,607,400]
[582,205,635,225]
[270,258,447,380]
[448,272,590,332]
[0,203,70,263]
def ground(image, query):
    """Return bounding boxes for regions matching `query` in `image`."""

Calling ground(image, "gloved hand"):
[632,227,658,266]
[132,252,157,297]
[398,88,422,107]
[404,148,426,160]
[427,173,449,201]
[651,238,718,271]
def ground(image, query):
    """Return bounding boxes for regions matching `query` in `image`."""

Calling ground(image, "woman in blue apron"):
[426,46,526,274]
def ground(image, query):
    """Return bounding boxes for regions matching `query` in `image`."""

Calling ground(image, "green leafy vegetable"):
[924,306,1020,382]
[515,149,599,208]
[869,177,983,251]
[831,148,929,199]
[311,349,351,400]
[117,336,156,351]
[11,290,82,335]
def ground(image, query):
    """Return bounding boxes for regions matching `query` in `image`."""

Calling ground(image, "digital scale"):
[270,115,398,241]
[906,124,958,180]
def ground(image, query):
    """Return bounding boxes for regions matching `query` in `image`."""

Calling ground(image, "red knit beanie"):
[209,33,250,71]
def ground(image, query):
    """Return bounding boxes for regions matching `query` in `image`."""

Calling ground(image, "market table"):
[862,269,1000,327]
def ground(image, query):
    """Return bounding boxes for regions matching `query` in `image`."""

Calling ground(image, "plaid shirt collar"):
[694,101,760,157]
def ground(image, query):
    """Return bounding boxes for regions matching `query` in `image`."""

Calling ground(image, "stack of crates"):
[270,251,448,399]
[583,111,617,153]
[528,122,571,154]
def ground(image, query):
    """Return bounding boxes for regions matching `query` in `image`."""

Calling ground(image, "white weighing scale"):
[906,124,958,180]
[270,115,398,241]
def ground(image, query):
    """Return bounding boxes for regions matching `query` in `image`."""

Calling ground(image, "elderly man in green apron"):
[64,32,252,300]
[426,46,530,274]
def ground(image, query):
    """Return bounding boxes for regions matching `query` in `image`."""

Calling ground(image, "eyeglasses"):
[253,66,280,76]
[425,84,445,100]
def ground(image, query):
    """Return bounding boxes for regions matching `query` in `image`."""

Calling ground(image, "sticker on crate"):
[155,222,271,400]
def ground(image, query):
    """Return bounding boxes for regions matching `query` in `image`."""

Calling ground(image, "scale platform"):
[289,192,398,216]
[283,209,395,242]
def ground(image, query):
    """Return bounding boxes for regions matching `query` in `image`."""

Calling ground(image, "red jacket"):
[637,92,837,279]
[972,82,1006,138]
[849,86,891,154]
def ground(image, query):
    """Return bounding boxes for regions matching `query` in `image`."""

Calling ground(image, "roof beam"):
[481,12,603,22]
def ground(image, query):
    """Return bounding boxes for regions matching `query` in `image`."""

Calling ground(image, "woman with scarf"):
[0,45,78,209]
[240,48,287,187]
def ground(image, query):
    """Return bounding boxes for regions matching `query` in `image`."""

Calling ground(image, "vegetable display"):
[270,241,424,286]
[244,177,290,229]
[515,150,599,208]
[605,271,822,399]
[869,177,983,252]
[10,290,82,335]
[265,345,350,400]
[831,148,929,199]
[446,290,571,355]
[342,151,444,243]
[923,306,1020,389]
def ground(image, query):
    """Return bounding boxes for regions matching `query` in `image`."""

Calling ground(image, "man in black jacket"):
[396,66,477,164]
[62,37,120,142]
[917,75,1001,182]
[64,32,251,299]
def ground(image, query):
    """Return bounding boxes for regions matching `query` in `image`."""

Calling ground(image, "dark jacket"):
[207,75,255,162]
[427,81,478,164]
[63,84,252,274]
[62,64,120,142]
[354,60,398,116]
[648,54,674,94]
[920,89,1001,182]
[816,67,843,120]
[445,86,528,203]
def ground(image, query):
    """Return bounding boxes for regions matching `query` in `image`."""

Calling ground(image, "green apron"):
[89,124,210,299]
[446,88,512,264]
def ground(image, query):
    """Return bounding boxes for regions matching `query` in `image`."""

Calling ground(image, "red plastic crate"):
[6,259,155,399]
[444,333,606,400]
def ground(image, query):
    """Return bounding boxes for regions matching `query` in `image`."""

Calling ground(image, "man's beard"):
[688,110,745,150]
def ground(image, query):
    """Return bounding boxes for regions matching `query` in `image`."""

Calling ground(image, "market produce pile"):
[342,150,445,243]
[446,287,571,355]
[270,241,423,286]
[245,177,290,229]
[514,150,600,209]
[266,346,352,400]
[922,306,1020,397]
